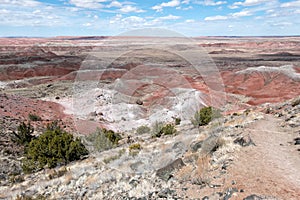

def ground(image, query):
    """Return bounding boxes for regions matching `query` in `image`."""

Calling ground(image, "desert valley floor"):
[0,36,299,199]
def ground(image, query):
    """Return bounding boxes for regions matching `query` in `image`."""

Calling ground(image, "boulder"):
[156,158,185,181]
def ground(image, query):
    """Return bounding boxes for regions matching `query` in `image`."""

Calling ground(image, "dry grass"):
[63,173,73,185]
[183,152,199,164]
[211,136,240,165]
[191,155,211,185]
[176,164,194,182]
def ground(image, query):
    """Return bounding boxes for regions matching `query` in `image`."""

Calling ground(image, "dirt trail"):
[225,115,300,199]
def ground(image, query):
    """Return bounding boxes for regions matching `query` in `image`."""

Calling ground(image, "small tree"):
[191,106,221,127]
[103,129,122,145]
[12,122,35,145]
[22,123,88,172]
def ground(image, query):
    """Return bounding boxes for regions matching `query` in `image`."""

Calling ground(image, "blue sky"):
[0,0,299,36]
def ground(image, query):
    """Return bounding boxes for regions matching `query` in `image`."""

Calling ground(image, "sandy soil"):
[223,114,300,199]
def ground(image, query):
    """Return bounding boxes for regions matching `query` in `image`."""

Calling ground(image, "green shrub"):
[12,122,35,145]
[85,128,122,152]
[21,158,36,174]
[103,129,122,145]
[129,143,142,152]
[152,122,177,137]
[136,125,151,135]
[161,124,177,135]
[28,113,41,121]
[174,117,181,125]
[129,143,142,157]
[191,106,221,127]
[22,123,88,173]
[46,120,61,131]
[103,149,125,164]
[152,121,164,138]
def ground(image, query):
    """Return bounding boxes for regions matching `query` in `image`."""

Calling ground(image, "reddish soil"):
[222,70,300,105]
[223,115,300,199]
[0,36,299,133]
[0,93,74,132]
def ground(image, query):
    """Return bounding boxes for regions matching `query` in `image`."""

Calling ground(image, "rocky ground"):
[0,97,299,199]
[0,36,299,199]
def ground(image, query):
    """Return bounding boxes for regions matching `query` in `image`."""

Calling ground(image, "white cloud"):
[232,0,274,8]
[122,16,145,23]
[275,22,292,26]
[281,0,300,8]
[183,5,193,10]
[109,14,122,24]
[0,9,62,27]
[0,0,41,7]
[204,15,228,21]
[109,14,181,29]
[83,22,92,26]
[228,5,239,9]
[112,15,147,28]
[109,14,146,27]
[32,9,41,14]
[0,9,10,14]
[152,0,181,12]
[182,0,190,4]
[158,14,181,20]
[231,10,252,17]
[161,0,181,7]
[205,10,252,21]
[197,0,227,6]
[66,7,79,12]
[119,5,145,13]
[107,1,122,8]
[69,0,107,9]
[185,19,195,23]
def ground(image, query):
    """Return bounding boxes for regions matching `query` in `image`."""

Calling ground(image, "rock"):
[200,135,220,154]
[158,188,174,198]
[223,188,238,200]
[89,111,97,117]
[294,138,300,145]
[234,135,255,147]
[243,194,264,200]
[136,99,143,105]
[291,98,300,107]
[156,158,185,181]
[190,140,203,152]
[169,142,186,157]
[129,179,139,187]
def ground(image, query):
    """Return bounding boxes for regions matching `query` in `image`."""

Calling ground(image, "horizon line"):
[1,35,300,39]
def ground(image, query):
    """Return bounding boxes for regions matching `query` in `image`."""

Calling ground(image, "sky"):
[0,0,299,36]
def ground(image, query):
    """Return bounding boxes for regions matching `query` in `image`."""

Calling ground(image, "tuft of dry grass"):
[63,173,73,185]
[176,164,194,182]
[191,155,211,186]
